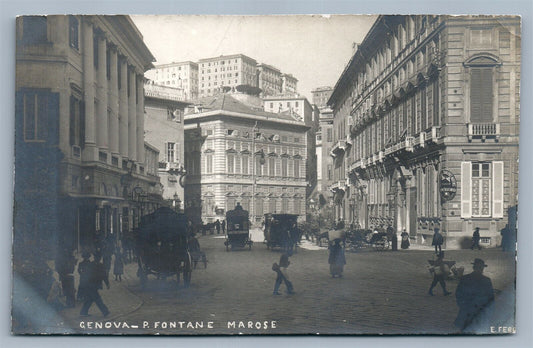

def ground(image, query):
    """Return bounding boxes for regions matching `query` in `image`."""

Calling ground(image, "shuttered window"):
[462,161,503,218]
[461,162,472,218]
[492,161,504,218]
[470,68,493,123]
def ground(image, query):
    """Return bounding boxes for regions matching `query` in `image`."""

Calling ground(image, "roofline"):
[184,110,310,130]
[198,54,257,64]
[154,61,198,68]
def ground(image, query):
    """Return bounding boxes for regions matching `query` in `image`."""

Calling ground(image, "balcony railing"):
[468,123,500,141]
[329,180,347,193]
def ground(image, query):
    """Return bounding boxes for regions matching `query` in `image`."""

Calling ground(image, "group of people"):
[271,225,497,334]
[51,237,127,317]
[214,219,226,235]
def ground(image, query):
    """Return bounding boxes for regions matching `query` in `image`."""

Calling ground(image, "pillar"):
[82,19,96,161]
[128,66,137,161]
[108,46,119,156]
[118,56,128,161]
[136,74,145,164]
[96,34,108,151]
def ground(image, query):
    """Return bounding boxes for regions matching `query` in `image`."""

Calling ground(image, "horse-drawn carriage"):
[224,203,253,251]
[264,214,301,253]
[135,207,193,288]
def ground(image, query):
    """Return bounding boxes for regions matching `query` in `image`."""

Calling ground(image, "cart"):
[264,213,301,253]
[224,204,253,251]
[135,207,193,288]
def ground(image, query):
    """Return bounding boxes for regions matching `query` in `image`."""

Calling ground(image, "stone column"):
[82,19,96,161]
[136,74,145,164]
[108,46,119,156]
[128,66,137,161]
[118,56,128,161]
[96,34,108,152]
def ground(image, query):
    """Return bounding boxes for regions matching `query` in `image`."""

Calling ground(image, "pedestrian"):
[328,239,346,278]
[80,253,110,317]
[102,235,114,275]
[471,227,482,250]
[272,253,295,295]
[113,250,124,282]
[454,258,494,333]
[221,220,226,234]
[215,219,221,234]
[432,228,444,255]
[428,252,452,296]
[401,229,410,249]
[387,225,398,251]
[77,252,92,301]
[55,248,77,308]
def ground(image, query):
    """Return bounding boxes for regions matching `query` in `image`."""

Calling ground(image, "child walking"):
[272,253,295,295]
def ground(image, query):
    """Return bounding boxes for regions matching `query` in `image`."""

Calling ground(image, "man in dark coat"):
[432,228,444,255]
[80,253,110,317]
[215,219,221,235]
[387,225,398,251]
[454,258,494,333]
[55,248,77,308]
[471,227,482,250]
[77,252,92,301]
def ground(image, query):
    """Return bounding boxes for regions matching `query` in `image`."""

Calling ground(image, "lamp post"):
[387,186,398,251]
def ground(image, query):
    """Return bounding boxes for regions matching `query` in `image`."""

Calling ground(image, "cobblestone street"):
[68,232,516,335]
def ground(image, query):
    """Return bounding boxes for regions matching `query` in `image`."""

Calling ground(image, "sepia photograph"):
[11,12,521,336]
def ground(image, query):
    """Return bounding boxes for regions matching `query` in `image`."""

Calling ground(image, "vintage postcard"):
[12,14,519,335]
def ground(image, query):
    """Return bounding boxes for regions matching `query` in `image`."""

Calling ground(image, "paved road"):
[103,234,515,335]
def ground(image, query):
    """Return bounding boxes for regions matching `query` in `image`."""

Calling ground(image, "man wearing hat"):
[76,252,92,302]
[454,258,494,332]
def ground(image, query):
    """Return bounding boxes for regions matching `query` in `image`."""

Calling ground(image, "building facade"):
[281,73,298,95]
[184,94,310,225]
[257,63,283,97]
[328,15,520,248]
[144,83,191,208]
[312,86,334,108]
[15,15,160,255]
[148,61,199,100]
[198,54,259,98]
[263,95,319,199]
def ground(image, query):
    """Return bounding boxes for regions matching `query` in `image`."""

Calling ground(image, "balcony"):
[330,139,347,158]
[329,180,347,193]
[405,136,415,152]
[468,123,500,141]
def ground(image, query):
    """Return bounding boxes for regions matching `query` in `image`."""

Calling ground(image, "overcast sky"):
[131,15,377,100]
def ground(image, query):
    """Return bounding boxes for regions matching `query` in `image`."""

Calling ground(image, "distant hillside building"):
[257,63,283,96]
[198,54,258,98]
[281,73,298,95]
[311,86,334,108]
[149,61,198,100]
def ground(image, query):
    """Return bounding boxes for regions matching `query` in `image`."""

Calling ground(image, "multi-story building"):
[281,73,298,95]
[312,86,334,108]
[144,82,191,208]
[149,61,198,100]
[328,15,520,248]
[257,63,283,97]
[184,93,310,225]
[312,86,335,198]
[263,95,318,198]
[14,15,159,255]
[316,107,335,195]
[198,54,258,98]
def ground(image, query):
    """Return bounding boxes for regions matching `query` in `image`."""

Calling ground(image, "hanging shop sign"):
[439,170,457,201]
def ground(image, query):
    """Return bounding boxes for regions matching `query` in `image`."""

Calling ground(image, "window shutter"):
[481,69,493,121]
[492,161,504,218]
[69,96,75,146]
[461,161,472,218]
[80,100,85,148]
[164,142,168,162]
